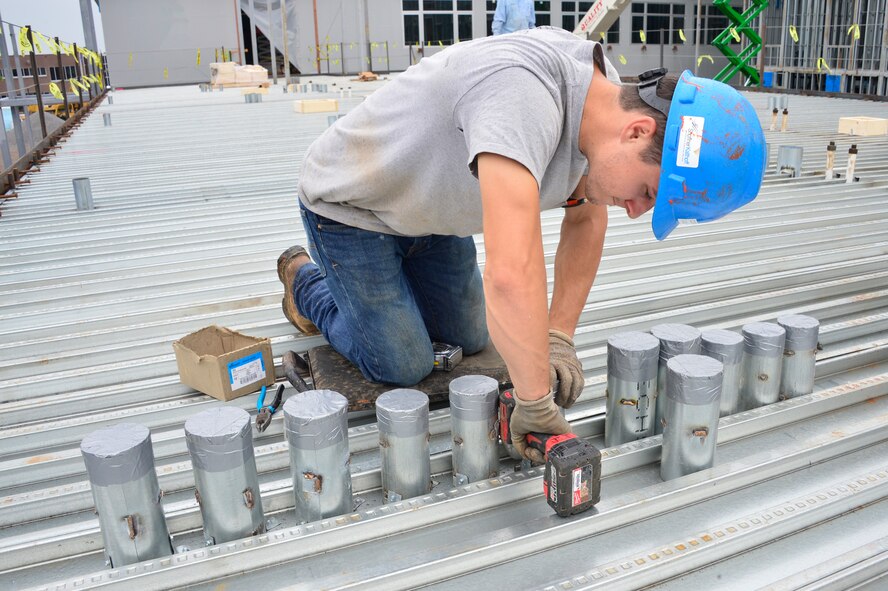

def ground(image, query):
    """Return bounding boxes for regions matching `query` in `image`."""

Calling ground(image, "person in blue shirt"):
[492,0,536,35]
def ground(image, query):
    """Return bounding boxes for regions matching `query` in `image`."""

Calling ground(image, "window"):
[12,67,32,77]
[65,65,77,78]
[693,5,742,45]
[50,66,61,80]
[37,67,47,77]
[404,0,473,46]
[631,2,683,44]
[562,2,619,43]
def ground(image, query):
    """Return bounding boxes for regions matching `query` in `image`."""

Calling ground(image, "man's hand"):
[510,390,571,463]
[549,329,584,407]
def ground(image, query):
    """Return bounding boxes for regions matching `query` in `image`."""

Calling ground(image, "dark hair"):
[618,74,679,165]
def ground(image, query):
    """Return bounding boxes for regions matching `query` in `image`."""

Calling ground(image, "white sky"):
[0,0,105,52]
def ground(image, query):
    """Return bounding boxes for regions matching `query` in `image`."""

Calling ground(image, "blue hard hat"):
[644,70,766,240]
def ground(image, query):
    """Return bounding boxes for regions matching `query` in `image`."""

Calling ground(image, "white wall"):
[101,0,241,88]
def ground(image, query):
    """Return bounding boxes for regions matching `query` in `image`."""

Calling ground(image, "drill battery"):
[534,433,601,517]
[499,390,602,517]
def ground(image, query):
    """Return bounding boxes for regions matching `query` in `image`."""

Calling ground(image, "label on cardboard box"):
[228,351,265,390]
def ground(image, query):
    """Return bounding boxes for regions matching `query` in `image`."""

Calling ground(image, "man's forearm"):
[549,204,608,336]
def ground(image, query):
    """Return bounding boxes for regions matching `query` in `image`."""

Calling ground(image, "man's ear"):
[620,116,657,144]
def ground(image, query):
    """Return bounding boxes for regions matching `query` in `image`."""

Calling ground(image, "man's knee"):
[361,354,434,387]
[457,328,489,357]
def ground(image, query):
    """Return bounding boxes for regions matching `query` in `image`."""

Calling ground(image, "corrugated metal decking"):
[1,78,887,590]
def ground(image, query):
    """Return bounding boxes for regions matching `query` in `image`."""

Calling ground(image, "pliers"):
[255,383,285,432]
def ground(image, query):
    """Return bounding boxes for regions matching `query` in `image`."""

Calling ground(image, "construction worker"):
[492,0,536,35]
[278,27,765,462]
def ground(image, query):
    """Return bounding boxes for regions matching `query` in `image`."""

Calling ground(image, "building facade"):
[0,53,82,97]
[99,0,888,96]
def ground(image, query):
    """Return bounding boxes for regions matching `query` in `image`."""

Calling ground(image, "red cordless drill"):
[499,389,602,517]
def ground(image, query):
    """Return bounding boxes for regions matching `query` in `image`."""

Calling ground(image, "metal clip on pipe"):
[660,354,723,481]
[777,314,820,399]
[604,331,660,447]
[650,324,702,434]
[283,389,352,523]
[740,322,786,410]
[80,423,173,567]
[376,389,431,502]
[184,407,265,544]
[701,329,744,417]
[449,375,500,484]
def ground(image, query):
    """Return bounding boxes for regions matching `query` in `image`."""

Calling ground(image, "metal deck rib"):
[0,78,887,590]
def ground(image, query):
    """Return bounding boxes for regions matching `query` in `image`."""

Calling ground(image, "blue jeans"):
[295,202,489,385]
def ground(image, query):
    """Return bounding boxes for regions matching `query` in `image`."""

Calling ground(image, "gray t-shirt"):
[298,27,620,238]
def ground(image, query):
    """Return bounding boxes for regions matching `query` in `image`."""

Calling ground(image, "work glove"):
[510,390,572,464]
[549,328,585,408]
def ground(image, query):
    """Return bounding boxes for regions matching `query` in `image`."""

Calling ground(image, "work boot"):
[277,246,321,336]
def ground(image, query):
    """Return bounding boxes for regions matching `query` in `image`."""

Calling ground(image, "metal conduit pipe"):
[448,375,500,484]
[650,324,702,434]
[604,332,660,447]
[79,423,173,567]
[740,322,787,411]
[660,355,723,482]
[376,389,431,502]
[778,314,820,399]
[184,407,265,545]
[283,389,352,523]
[700,329,744,416]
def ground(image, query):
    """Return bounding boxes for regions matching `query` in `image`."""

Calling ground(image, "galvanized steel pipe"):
[701,329,744,416]
[650,324,702,434]
[604,331,660,447]
[72,177,94,211]
[660,354,723,481]
[778,314,820,399]
[80,423,172,567]
[448,375,499,484]
[376,389,431,502]
[283,389,352,523]
[184,407,265,544]
[740,322,786,410]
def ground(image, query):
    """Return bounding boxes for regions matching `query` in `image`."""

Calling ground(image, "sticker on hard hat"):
[676,115,705,168]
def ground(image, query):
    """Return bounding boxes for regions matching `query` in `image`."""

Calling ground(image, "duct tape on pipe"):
[376,389,429,437]
[742,322,787,357]
[449,375,499,422]
[777,314,820,351]
[283,389,348,450]
[666,354,723,405]
[607,331,660,382]
[184,407,254,472]
[81,423,155,487]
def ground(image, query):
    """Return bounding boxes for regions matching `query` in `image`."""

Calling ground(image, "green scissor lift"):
[711,0,769,86]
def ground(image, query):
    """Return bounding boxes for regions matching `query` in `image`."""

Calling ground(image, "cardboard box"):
[838,116,888,136]
[173,325,275,401]
[293,99,339,113]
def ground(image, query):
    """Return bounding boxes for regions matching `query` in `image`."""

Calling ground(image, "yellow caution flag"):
[163,67,169,79]
[438,40,443,46]
[35,31,57,54]
[128,52,134,67]
[730,27,741,42]
[371,42,378,48]
[639,30,646,43]
[697,54,714,67]
[847,23,860,40]
[789,25,798,43]
[70,78,89,91]
[618,54,627,65]
[599,32,606,40]
[679,28,686,42]
[18,26,32,53]
[196,49,201,66]
[816,57,831,73]
[49,82,63,99]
